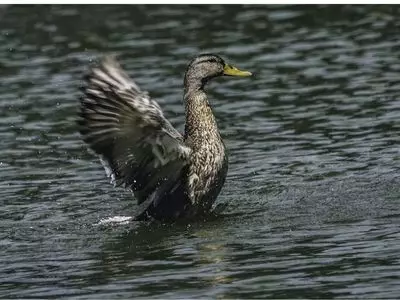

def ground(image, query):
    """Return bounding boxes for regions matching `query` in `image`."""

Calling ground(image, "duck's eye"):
[206,58,218,64]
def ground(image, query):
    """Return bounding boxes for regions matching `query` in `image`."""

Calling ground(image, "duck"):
[78,54,252,221]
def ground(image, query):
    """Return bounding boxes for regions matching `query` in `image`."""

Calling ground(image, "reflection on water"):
[0,4,399,299]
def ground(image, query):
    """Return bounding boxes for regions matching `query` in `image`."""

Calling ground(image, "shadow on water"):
[89,216,243,298]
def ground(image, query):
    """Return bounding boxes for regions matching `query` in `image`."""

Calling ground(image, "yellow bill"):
[223,64,252,77]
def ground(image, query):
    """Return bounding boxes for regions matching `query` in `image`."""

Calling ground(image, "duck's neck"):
[184,88,220,141]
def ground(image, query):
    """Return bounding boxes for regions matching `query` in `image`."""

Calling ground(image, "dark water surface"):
[0,5,399,299]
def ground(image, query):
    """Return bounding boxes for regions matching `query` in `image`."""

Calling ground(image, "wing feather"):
[78,56,191,207]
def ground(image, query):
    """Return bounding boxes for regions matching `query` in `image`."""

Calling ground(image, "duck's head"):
[184,54,252,91]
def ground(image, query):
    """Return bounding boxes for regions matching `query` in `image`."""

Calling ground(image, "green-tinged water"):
[0,5,399,299]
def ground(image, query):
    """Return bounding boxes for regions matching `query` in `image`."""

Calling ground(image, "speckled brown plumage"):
[78,54,251,221]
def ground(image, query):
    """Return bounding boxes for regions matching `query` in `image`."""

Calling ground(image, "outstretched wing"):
[78,56,191,206]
